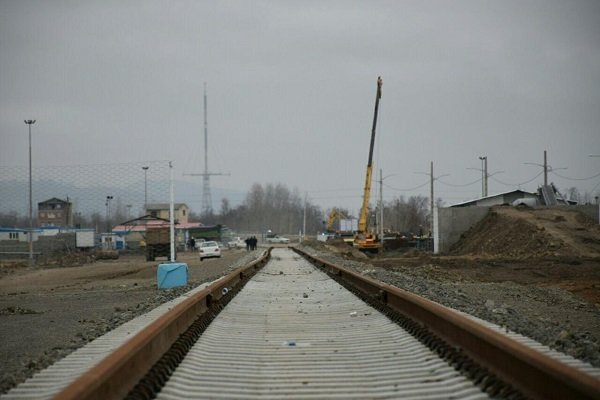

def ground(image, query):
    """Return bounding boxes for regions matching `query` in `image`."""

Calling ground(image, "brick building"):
[38,197,72,227]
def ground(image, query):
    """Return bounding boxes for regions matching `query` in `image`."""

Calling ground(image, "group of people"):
[245,236,258,251]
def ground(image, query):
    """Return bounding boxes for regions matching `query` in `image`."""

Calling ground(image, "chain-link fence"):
[1,160,170,221]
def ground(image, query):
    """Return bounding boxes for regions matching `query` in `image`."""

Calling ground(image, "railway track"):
[3,247,600,399]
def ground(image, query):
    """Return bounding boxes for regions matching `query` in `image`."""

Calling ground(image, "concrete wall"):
[435,206,491,254]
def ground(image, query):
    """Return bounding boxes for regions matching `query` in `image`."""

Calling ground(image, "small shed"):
[0,227,27,241]
[0,227,42,242]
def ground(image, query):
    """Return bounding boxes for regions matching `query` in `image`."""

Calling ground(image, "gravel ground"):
[0,249,261,394]
[297,241,600,369]
[2,241,599,395]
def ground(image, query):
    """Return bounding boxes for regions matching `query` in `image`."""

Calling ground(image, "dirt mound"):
[301,238,368,259]
[450,207,600,259]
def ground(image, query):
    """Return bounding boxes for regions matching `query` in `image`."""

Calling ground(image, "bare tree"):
[208,183,322,234]
[382,195,429,234]
[220,198,231,216]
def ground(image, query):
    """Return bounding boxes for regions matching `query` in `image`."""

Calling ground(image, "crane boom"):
[355,76,383,252]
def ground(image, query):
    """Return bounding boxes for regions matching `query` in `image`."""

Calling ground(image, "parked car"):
[227,237,246,249]
[266,235,290,244]
[199,241,221,261]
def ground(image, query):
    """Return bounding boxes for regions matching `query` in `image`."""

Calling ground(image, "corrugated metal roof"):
[0,227,28,232]
[450,189,537,207]
[112,221,203,232]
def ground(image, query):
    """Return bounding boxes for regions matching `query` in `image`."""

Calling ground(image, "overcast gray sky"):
[1,0,599,213]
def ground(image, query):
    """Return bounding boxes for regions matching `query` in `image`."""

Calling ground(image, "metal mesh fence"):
[0,160,170,229]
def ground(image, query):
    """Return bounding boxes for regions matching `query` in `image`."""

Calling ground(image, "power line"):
[382,180,430,192]
[309,194,364,200]
[307,187,362,194]
[436,177,482,188]
[490,171,544,187]
[550,170,600,181]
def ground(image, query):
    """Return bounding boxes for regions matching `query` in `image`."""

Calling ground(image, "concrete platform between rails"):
[156,248,488,400]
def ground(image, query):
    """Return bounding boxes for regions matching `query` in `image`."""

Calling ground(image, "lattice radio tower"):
[184,83,229,216]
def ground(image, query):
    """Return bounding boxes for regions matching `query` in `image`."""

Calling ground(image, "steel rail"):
[50,250,271,400]
[293,247,600,400]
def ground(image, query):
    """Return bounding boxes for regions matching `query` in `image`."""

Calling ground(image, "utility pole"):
[525,151,564,189]
[183,83,229,216]
[416,163,448,238]
[142,166,149,211]
[303,192,307,242]
[24,119,36,267]
[430,161,434,235]
[544,150,548,187]
[484,157,488,196]
[379,170,401,248]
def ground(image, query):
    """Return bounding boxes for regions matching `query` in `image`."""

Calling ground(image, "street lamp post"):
[142,166,149,212]
[24,119,36,267]
[479,156,488,197]
[105,195,113,233]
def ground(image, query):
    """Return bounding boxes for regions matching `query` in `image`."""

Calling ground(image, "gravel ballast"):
[297,242,600,369]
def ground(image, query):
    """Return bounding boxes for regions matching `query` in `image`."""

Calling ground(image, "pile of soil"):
[450,207,600,259]
[306,238,368,259]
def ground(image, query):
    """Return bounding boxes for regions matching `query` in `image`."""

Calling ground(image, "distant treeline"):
[0,182,433,235]
[197,183,432,235]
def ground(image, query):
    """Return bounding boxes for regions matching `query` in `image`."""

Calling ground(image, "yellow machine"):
[354,77,383,252]
[326,208,346,232]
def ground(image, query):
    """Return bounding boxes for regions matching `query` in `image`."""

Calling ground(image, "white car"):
[227,237,246,249]
[199,241,221,261]
[266,235,290,244]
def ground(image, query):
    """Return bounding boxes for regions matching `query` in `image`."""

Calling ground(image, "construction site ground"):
[0,248,258,394]
[1,206,600,394]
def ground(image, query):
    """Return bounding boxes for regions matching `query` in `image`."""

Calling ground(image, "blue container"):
[157,262,188,289]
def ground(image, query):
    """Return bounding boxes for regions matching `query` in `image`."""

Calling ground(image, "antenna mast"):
[183,82,229,216]
[202,83,211,215]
